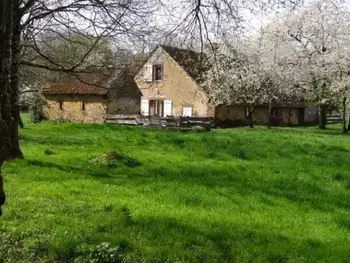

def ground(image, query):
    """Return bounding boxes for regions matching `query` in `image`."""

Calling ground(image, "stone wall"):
[134,47,214,117]
[107,98,140,115]
[107,70,141,115]
[43,94,106,124]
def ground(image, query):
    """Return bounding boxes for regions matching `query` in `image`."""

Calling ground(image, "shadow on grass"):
[145,163,350,213]
[95,212,348,263]
[26,160,112,179]
[21,134,95,146]
[26,157,350,216]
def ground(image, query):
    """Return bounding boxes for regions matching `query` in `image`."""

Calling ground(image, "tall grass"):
[0,116,349,262]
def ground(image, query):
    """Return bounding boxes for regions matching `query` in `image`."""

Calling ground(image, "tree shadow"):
[26,160,111,179]
[21,134,93,146]
[26,157,350,215]
[94,212,347,263]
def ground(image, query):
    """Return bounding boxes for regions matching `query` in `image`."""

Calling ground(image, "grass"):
[1,115,350,262]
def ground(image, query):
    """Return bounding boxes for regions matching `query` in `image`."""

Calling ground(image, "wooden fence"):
[105,114,213,131]
[327,114,343,124]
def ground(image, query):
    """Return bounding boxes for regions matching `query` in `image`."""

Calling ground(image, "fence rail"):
[105,115,213,131]
[327,114,343,124]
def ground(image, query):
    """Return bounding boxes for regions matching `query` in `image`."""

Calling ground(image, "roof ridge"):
[158,44,200,54]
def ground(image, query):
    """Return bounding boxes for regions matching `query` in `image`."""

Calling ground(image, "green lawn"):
[1,116,350,263]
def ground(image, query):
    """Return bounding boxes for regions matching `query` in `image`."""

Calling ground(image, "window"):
[82,102,86,111]
[59,101,63,110]
[163,100,172,117]
[182,107,192,117]
[141,99,149,116]
[152,64,163,81]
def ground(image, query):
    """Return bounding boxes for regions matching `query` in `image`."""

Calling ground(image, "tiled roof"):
[43,69,121,95]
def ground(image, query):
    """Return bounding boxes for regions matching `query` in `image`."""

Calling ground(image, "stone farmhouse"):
[43,44,317,126]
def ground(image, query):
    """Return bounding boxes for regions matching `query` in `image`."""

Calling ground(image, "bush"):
[89,151,140,168]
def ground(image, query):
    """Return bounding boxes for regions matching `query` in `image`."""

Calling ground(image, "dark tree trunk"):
[246,106,254,128]
[318,104,327,130]
[342,97,348,134]
[288,108,292,126]
[0,162,5,216]
[0,0,14,216]
[8,0,23,159]
[19,115,24,128]
[0,120,10,216]
[268,100,272,129]
[0,2,12,122]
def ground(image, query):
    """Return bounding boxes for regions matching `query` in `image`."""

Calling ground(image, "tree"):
[204,25,300,128]
[204,42,270,127]
[0,0,13,216]
[278,0,350,130]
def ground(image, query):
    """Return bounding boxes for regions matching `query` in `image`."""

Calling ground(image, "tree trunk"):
[342,97,347,134]
[268,100,272,129]
[288,108,292,126]
[8,0,23,159]
[19,115,24,128]
[0,0,13,216]
[246,106,254,128]
[318,104,327,129]
[0,162,5,216]
[0,121,10,215]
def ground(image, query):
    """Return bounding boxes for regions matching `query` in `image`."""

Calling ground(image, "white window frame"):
[182,107,192,117]
[163,100,172,117]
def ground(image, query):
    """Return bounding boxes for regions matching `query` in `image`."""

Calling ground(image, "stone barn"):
[42,69,142,124]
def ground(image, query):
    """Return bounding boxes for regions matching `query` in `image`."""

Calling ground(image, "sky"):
[146,0,306,49]
[42,0,350,53]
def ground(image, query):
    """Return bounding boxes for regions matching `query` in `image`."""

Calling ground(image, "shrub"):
[89,151,140,168]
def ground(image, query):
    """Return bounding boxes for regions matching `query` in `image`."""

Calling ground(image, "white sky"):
[102,0,350,52]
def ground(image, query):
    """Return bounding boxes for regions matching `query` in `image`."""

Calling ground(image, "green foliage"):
[89,150,140,168]
[1,114,350,262]
[74,243,124,263]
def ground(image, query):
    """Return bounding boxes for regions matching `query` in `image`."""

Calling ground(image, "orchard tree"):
[279,0,350,129]
[204,41,270,127]
[204,25,301,128]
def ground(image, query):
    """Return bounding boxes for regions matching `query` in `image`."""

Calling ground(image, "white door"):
[163,100,172,117]
[182,107,192,117]
[141,99,149,116]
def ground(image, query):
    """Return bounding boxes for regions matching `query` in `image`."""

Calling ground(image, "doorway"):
[149,100,164,117]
